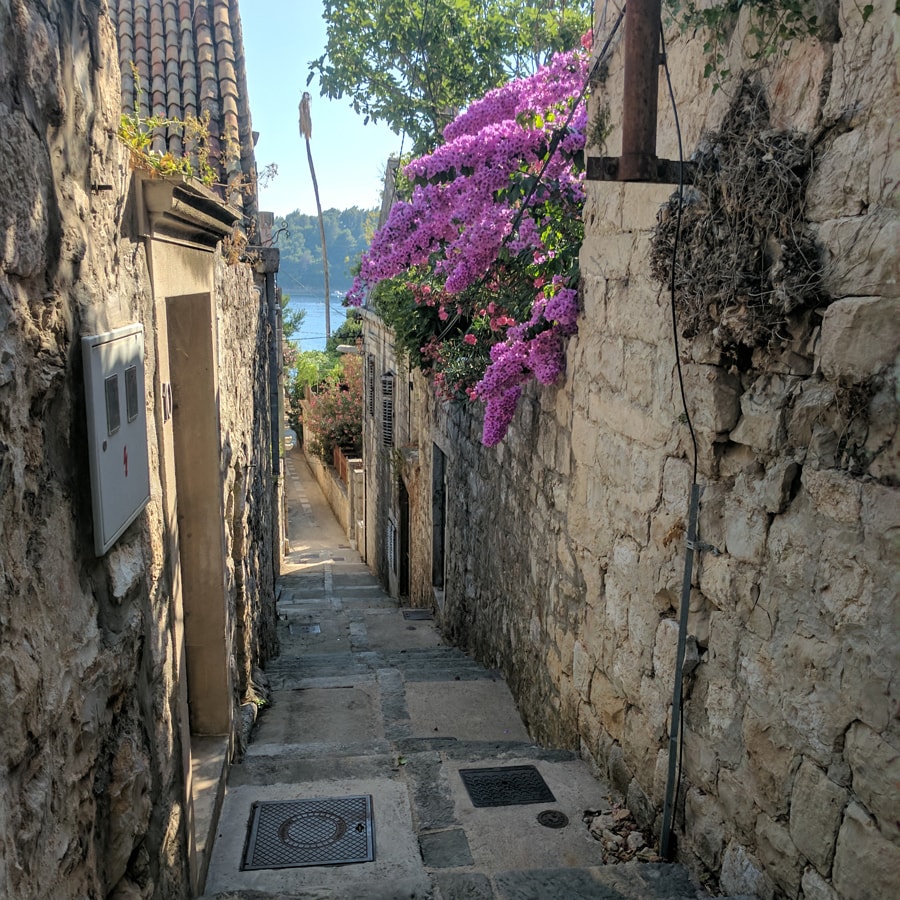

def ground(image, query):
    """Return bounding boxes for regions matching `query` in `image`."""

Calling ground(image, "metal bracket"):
[686,539,721,556]
[585,156,696,185]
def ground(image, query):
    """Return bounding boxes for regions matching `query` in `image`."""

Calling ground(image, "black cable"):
[661,29,697,484]
[660,19,697,856]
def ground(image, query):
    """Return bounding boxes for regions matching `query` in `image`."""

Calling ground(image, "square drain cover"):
[402,609,433,620]
[459,765,555,808]
[243,795,375,870]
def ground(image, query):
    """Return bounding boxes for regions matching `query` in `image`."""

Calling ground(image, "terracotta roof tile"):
[109,0,259,219]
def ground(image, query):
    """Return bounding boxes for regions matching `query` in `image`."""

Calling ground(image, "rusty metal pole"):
[620,0,662,181]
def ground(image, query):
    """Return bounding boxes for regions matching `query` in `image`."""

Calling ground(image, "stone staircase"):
[199,453,743,900]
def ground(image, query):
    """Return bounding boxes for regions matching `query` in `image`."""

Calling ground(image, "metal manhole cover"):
[537,809,569,828]
[459,765,556,808]
[401,609,433,620]
[242,795,375,870]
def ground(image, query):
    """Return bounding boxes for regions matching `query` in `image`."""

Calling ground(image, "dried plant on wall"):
[651,79,824,353]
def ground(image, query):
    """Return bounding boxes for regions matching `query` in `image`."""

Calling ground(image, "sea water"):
[285,294,347,352]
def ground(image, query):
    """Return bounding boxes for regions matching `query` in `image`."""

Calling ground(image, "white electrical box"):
[82,324,151,555]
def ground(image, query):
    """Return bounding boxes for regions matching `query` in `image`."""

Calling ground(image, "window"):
[104,374,120,435]
[381,372,394,447]
[125,366,139,423]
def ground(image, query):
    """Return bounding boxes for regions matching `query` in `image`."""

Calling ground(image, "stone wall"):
[216,253,280,706]
[400,3,898,897]
[0,2,278,897]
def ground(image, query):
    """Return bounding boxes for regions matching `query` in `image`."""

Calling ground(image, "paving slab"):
[405,680,532,743]
[250,684,383,748]
[204,777,431,899]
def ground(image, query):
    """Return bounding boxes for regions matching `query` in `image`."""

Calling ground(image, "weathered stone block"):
[581,231,637,279]
[590,390,672,449]
[682,364,742,434]
[717,768,756,844]
[107,538,146,600]
[572,639,592,701]
[816,212,899,302]
[761,460,800,514]
[786,383,836,451]
[743,713,799,818]
[627,777,656,831]
[0,108,51,278]
[832,802,900,900]
[756,813,803,897]
[730,374,798,454]
[800,867,838,900]
[681,726,722,792]
[622,339,658,406]
[720,840,776,900]
[652,618,679,684]
[844,722,900,842]
[860,479,900,562]
[803,466,863,525]
[724,501,770,564]
[590,336,625,391]
[819,297,900,381]
[589,671,627,744]
[622,707,664,789]
[806,128,872,219]
[106,731,152,888]
[697,552,736,612]
[686,788,726,870]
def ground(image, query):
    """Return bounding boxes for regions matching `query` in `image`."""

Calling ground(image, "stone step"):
[264,647,488,678]
[200,861,747,899]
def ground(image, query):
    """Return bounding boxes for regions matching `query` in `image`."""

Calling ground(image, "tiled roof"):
[109,0,258,220]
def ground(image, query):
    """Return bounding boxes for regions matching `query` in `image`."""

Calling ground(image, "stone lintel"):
[139,173,240,249]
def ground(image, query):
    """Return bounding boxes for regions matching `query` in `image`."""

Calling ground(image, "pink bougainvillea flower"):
[351,44,588,444]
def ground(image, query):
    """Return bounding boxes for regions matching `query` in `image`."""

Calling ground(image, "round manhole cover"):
[278,810,348,849]
[537,809,569,829]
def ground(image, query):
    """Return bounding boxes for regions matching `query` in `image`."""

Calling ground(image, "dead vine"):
[651,80,825,356]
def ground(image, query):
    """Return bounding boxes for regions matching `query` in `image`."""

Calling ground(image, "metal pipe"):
[267,272,281,477]
[659,482,701,858]
[620,0,662,181]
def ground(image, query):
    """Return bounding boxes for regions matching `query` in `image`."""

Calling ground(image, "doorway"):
[167,292,231,735]
[399,478,410,598]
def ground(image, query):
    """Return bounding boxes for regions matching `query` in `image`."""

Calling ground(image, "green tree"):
[310,0,591,153]
[303,354,364,461]
[276,206,378,294]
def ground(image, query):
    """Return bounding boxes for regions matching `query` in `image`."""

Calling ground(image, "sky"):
[240,1,404,218]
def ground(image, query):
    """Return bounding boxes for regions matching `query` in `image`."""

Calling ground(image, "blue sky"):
[241,1,403,218]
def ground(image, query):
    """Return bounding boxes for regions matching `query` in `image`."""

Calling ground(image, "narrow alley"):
[199,444,725,900]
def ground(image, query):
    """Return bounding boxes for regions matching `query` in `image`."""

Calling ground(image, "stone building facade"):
[1,1,280,897]
[363,3,898,897]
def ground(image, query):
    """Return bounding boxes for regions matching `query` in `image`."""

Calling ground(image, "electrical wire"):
[659,19,699,859]
[661,35,698,483]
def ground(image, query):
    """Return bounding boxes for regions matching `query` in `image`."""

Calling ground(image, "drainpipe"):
[267,270,281,477]
[659,483,701,858]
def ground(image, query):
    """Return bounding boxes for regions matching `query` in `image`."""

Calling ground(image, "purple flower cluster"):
[351,45,589,445]
[474,279,580,445]
[351,48,589,300]
[482,386,523,447]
